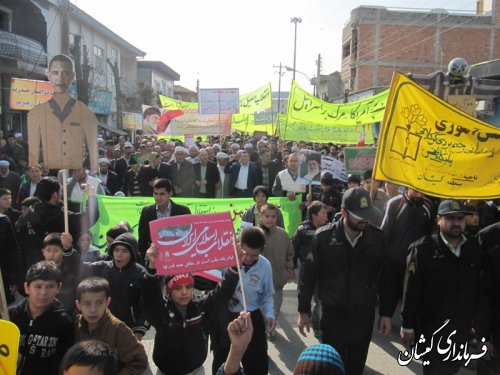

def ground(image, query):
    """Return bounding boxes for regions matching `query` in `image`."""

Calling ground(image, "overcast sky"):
[71,0,478,94]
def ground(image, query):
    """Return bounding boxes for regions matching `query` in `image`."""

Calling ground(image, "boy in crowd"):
[81,232,150,340]
[9,261,74,375]
[74,277,148,375]
[41,232,81,315]
[60,339,119,375]
[142,244,240,375]
[259,203,295,340]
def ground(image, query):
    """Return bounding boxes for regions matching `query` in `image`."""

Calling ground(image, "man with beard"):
[297,187,392,375]
[400,200,489,375]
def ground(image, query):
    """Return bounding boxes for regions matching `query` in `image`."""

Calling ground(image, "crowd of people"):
[2,75,500,374]
[1,125,500,375]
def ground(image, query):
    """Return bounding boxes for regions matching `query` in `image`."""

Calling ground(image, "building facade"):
[341,0,500,92]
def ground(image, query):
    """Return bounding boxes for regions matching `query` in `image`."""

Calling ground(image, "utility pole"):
[290,17,302,82]
[60,0,70,55]
[273,63,284,136]
[315,53,322,97]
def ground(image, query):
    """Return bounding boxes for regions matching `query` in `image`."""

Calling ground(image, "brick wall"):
[342,4,500,91]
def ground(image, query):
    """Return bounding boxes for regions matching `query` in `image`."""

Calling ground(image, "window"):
[94,45,105,72]
[342,42,351,59]
[0,6,12,32]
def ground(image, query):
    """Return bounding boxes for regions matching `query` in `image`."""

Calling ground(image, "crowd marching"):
[0,57,499,375]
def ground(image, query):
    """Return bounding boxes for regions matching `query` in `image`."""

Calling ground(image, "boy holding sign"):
[141,244,240,375]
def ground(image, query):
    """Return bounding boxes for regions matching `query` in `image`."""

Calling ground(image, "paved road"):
[141,281,477,374]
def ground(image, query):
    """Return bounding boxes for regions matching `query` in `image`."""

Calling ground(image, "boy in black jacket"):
[9,261,74,375]
[142,244,239,375]
[80,232,150,340]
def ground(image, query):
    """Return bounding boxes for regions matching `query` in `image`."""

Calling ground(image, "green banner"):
[239,83,272,114]
[89,195,302,249]
[343,147,377,175]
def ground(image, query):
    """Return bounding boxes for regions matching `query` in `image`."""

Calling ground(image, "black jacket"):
[0,214,22,303]
[9,298,74,375]
[380,193,435,264]
[401,233,487,343]
[193,161,220,198]
[15,200,97,273]
[142,268,239,375]
[137,201,191,260]
[83,233,150,335]
[478,223,500,341]
[298,220,391,317]
[292,219,318,267]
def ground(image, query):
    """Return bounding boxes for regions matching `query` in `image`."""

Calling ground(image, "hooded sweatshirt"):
[82,232,150,335]
[8,298,74,375]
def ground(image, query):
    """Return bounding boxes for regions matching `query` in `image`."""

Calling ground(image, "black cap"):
[347,174,361,184]
[437,200,471,215]
[342,187,381,220]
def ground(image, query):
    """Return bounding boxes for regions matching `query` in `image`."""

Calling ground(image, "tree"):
[70,35,91,104]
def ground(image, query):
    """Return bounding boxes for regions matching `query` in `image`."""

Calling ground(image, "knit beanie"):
[166,273,194,295]
[293,344,345,375]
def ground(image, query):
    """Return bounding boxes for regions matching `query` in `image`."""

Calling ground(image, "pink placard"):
[149,212,237,276]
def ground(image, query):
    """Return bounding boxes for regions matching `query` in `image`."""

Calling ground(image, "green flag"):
[89,195,302,249]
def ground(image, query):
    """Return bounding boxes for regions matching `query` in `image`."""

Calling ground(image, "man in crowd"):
[401,200,488,375]
[17,164,42,204]
[194,148,220,198]
[298,187,392,375]
[273,153,307,203]
[255,149,279,194]
[168,146,196,197]
[216,152,231,198]
[137,178,190,260]
[380,188,435,317]
[225,150,261,198]
[0,160,21,207]
[93,158,121,196]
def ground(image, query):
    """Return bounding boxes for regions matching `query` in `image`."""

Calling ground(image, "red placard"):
[150,212,236,275]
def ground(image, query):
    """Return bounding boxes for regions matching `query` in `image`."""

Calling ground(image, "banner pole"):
[232,238,247,312]
[62,169,69,233]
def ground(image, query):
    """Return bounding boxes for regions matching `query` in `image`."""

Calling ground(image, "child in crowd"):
[142,244,240,375]
[74,277,148,375]
[77,231,102,262]
[9,261,74,375]
[259,203,295,339]
[81,232,150,340]
[41,232,81,315]
[60,339,119,375]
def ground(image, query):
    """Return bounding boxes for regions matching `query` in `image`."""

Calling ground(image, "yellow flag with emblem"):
[373,73,500,199]
[0,320,20,375]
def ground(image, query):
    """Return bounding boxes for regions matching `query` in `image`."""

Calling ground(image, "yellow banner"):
[239,83,272,114]
[287,80,388,126]
[0,320,20,375]
[374,73,500,199]
[159,88,274,135]
[158,95,198,110]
